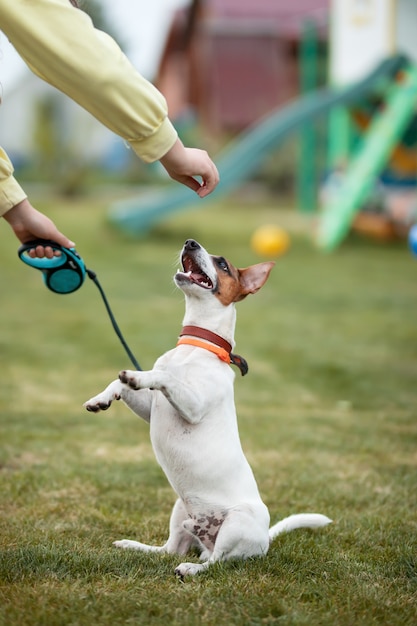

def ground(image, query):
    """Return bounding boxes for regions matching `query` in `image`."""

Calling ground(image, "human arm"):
[0,0,178,163]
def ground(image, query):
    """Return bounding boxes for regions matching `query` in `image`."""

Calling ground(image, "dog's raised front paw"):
[83,381,123,413]
[83,393,118,412]
[119,369,141,390]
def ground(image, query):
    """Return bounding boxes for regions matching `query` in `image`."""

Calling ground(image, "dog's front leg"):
[84,379,152,422]
[84,379,122,412]
[119,369,204,424]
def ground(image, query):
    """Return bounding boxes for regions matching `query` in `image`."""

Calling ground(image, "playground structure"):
[318,0,417,250]
[318,59,417,249]
[109,0,417,251]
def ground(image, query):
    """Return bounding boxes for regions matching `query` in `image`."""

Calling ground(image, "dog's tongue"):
[189,271,212,288]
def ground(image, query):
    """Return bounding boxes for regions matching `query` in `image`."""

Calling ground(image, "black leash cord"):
[86,268,142,371]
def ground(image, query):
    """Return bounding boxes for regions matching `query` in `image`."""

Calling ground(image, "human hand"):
[3,198,75,258]
[159,139,219,198]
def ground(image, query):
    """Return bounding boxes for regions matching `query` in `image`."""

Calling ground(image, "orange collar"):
[176,325,249,376]
[176,337,231,363]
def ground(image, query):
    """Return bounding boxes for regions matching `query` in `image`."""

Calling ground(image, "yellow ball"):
[250,225,290,257]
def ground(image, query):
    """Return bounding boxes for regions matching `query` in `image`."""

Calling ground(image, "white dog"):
[84,239,331,577]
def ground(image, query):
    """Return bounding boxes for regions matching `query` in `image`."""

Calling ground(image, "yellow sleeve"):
[0,0,178,163]
[0,147,27,216]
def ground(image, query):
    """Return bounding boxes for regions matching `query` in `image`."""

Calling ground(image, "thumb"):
[51,231,76,249]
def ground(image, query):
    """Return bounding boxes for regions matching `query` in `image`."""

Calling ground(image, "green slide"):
[109,55,411,238]
[317,62,417,251]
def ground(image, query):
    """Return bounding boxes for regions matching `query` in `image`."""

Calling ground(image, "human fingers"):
[167,158,219,197]
[196,160,220,197]
[167,173,203,194]
[181,148,219,196]
[27,228,76,258]
[28,245,58,259]
[160,142,219,196]
[166,168,219,196]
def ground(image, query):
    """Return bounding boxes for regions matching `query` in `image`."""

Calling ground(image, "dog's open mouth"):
[177,253,213,289]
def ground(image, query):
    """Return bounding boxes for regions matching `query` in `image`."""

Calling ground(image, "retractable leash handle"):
[18,239,86,294]
[18,239,141,370]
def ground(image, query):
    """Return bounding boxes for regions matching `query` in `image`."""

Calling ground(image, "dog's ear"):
[236,262,275,301]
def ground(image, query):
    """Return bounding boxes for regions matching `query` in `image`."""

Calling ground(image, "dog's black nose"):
[184,239,201,251]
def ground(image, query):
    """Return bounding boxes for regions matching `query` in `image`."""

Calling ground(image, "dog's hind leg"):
[175,504,270,577]
[114,499,196,556]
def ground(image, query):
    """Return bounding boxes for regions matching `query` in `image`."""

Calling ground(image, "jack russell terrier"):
[84,239,331,577]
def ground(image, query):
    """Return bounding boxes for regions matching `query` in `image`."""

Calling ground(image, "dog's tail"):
[269,513,332,542]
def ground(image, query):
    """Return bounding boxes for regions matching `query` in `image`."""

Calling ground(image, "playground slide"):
[108,55,410,238]
[317,62,417,251]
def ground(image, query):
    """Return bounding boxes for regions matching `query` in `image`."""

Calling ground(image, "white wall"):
[330,0,417,86]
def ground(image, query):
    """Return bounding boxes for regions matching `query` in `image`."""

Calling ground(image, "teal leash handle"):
[18,239,141,370]
[18,239,86,294]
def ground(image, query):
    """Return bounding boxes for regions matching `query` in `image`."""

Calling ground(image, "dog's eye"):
[216,257,230,273]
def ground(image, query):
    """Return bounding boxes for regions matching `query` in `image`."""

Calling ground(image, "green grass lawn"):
[1,190,416,625]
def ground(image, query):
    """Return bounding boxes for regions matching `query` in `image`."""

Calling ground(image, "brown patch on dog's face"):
[211,255,242,305]
[212,256,275,305]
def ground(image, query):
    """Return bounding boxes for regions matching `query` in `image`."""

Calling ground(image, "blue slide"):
[108,56,408,237]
